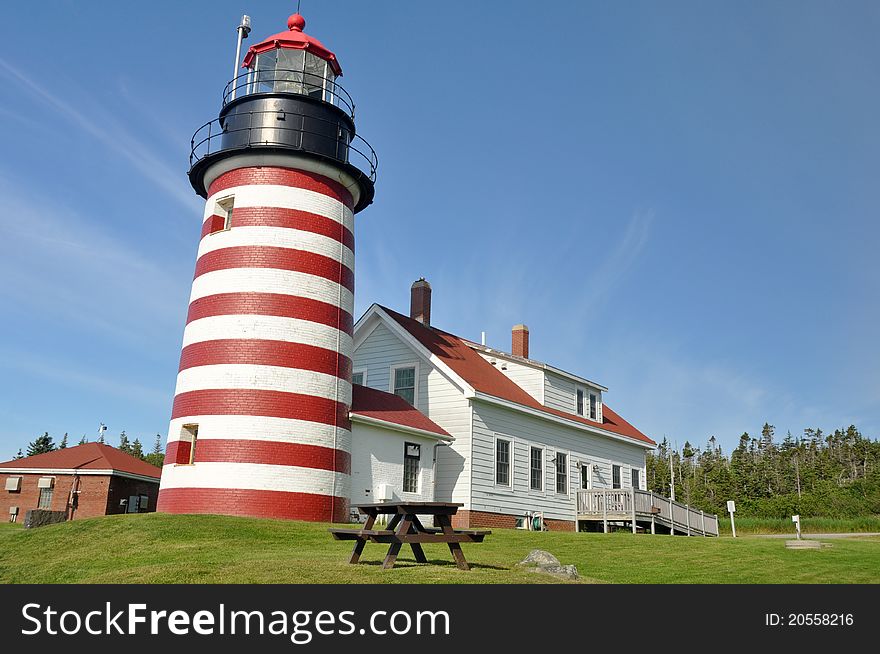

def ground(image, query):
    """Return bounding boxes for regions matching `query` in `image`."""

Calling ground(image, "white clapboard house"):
[347,279,684,533]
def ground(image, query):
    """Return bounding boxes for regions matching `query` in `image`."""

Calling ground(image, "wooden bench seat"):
[329,528,394,540]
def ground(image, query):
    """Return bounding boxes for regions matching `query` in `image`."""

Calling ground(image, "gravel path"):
[754,532,880,539]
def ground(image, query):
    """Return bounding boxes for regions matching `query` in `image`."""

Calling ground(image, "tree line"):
[14,430,165,469]
[646,424,880,518]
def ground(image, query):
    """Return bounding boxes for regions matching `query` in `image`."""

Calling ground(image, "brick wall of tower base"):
[450,509,575,531]
[157,487,350,523]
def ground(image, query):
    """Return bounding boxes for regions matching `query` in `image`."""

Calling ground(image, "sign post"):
[792,514,801,540]
[727,500,737,538]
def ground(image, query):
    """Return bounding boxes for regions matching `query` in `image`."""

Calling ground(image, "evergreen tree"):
[118,430,131,454]
[78,435,88,445]
[14,449,23,460]
[145,434,165,468]
[647,423,880,518]
[26,432,55,457]
[59,433,68,449]
[131,438,144,460]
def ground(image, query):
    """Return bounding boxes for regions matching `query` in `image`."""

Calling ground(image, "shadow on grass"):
[352,558,509,571]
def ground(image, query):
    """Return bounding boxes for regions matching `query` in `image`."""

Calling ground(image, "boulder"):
[517,549,561,568]
[517,549,579,580]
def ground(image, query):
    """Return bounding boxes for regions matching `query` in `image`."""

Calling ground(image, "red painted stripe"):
[194,246,354,292]
[164,440,191,466]
[202,214,226,237]
[162,439,350,473]
[179,340,352,379]
[208,167,354,210]
[172,389,351,430]
[186,293,353,334]
[157,487,350,522]
[201,207,354,252]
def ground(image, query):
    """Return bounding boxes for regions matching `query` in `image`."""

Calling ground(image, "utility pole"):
[669,447,676,501]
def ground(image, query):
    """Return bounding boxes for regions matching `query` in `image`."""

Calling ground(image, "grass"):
[718,516,880,536]
[1,513,878,584]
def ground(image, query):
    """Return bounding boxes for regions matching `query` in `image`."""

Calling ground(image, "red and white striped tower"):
[157,11,376,522]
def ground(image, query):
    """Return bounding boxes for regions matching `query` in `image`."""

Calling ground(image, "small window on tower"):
[217,197,235,232]
[177,424,199,465]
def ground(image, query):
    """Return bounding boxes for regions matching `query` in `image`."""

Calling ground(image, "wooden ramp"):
[576,489,719,536]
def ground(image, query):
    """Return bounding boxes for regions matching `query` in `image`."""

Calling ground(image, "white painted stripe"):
[158,462,350,496]
[204,184,354,231]
[166,416,351,450]
[190,268,354,311]
[182,315,353,354]
[198,226,354,271]
[174,364,352,404]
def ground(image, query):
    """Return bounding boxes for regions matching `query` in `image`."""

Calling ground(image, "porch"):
[576,489,719,536]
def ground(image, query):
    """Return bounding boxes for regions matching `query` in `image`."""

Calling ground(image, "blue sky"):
[0,1,878,459]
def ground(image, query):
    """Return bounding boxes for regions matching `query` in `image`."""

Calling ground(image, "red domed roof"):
[242,13,342,76]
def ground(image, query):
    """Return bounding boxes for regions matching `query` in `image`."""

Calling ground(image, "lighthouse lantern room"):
[157,11,376,522]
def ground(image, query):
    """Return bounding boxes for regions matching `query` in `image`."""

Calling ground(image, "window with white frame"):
[495,437,511,486]
[576,389,584,416]
[392,365,416,405]
[589,393,598,420]
[403,442,420,493]
[612,464,621,489]
[208,196,234,235]
[580,463,592,489]
[529,446,543,491]
[351,368,366,386]
[631,468,640,490]
[555,452,568,494]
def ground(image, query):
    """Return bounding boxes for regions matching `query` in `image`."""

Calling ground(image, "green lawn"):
[0,513,877,584]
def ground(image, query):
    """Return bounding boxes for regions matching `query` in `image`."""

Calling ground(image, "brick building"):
[1,443,161,523]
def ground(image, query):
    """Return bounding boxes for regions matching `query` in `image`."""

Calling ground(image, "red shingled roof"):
[379,306,655,447]
[351,385,450,438]
[0,443,162,479]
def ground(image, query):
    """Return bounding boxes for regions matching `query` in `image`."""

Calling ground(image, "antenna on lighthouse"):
[230,14,252,101]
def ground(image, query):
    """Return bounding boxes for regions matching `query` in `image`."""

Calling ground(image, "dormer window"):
[589,393,598,420]
[576,389,584,416]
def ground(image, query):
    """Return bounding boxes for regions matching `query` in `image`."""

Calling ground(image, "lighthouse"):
[157,11,376,522]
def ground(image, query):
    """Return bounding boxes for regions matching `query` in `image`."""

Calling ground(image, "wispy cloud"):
[0,350,168,409]
[0,58,199,212]
[599,333,869,452]
[576,209,654,321]
[0,176,189,346]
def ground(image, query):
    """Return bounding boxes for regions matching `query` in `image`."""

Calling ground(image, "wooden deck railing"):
[576,488,719,536]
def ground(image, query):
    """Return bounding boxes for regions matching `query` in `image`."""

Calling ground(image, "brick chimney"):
[410,278,432,325]
[512,324,529,358]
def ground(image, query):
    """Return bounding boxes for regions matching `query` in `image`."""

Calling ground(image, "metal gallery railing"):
[222,69,356,119]
[189,109,378,182]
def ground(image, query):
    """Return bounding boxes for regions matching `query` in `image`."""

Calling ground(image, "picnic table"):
[329,501,490,570]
